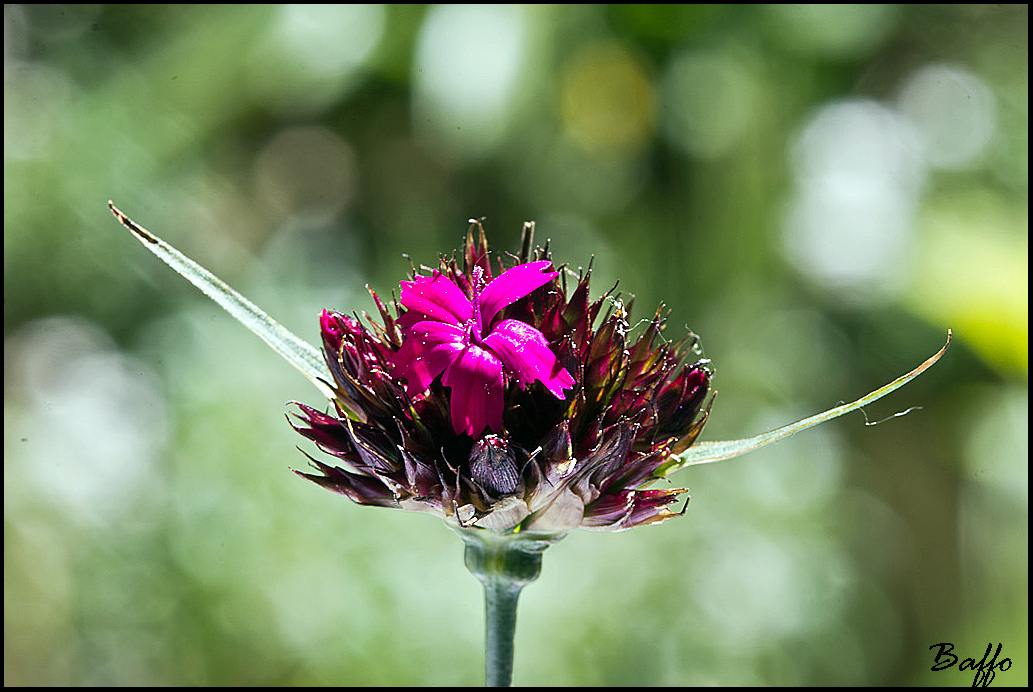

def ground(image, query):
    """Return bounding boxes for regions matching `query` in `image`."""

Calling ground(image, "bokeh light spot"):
[6,317,167,525]
[247,4,384,116]
[763,4,898,59]
[782,100,924,299]
[661,47,759,159]
[559,41,655,159]
[907,189,1028,376]
[897,64,998,171]
[412,4,528,160]
[3,62,75,161]
[253,126,357,224]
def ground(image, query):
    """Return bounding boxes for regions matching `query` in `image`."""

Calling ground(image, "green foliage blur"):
[4,4,1027,686]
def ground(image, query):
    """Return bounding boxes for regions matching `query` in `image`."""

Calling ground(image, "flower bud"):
[469,434,520,495]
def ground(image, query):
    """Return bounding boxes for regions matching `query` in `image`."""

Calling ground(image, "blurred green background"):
[4,4,1027,686]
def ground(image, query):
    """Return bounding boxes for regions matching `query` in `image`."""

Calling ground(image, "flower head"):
[391,261,574,437]
[292,222,712,533]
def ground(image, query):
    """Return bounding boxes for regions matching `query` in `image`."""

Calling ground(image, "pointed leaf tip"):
[109,201,335,401]
[674,331,952,468]
[110,201,159,244]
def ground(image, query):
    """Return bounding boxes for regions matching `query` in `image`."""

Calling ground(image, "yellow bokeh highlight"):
[559,42,655,158]
[908,190,1028,377]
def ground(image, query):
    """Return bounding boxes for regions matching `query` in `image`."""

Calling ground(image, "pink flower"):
[391,261,575,436]
[293,222,713,532]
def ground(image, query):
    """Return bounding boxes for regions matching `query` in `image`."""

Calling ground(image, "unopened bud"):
[469,434,520,495]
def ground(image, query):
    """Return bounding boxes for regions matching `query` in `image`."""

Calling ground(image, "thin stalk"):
[457,529,564,687]
[481,575,523,686]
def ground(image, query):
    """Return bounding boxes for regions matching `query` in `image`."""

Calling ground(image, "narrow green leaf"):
[673,331,952,468]
[109,202,335,401]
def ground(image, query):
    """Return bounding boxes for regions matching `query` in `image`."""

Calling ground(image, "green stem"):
[457,529,563,687]
[480,574,523,687]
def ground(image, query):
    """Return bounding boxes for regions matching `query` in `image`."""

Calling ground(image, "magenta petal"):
[398,272,473,327]
[391,321,466,396]
[477,261,557,326]
[442,345,504,436]
[483,319,575,399]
